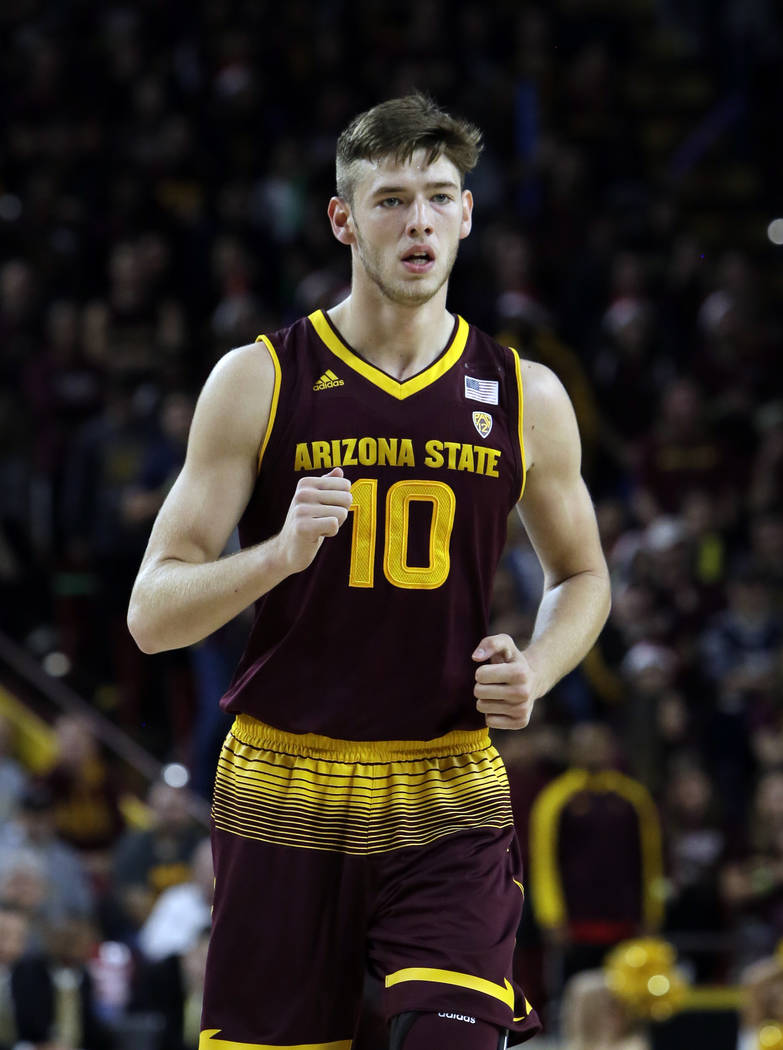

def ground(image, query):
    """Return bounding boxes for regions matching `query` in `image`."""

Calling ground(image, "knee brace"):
[389,1011,509,1050]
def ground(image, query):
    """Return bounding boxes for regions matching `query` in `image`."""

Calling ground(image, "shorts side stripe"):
[199,1031,351,1050]
[384,967,514,1009]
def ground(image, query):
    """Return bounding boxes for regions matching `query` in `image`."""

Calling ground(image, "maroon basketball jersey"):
[220,309,526,741]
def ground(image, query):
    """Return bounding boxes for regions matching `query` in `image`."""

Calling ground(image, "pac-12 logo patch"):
[472,410,493,439]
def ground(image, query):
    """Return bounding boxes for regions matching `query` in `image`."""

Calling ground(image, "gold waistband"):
[229,714,491,763]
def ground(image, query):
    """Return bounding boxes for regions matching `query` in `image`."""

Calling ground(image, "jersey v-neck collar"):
[307,308,469,400]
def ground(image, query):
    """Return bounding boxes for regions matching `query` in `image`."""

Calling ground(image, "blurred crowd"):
[1,0,782,1047]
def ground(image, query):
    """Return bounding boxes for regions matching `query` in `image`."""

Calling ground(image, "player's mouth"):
[401,246,435,273]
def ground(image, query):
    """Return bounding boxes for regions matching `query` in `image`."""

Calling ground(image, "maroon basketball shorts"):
[199,715,541,1049]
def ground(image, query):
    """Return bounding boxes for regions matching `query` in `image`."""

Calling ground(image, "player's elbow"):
[126,588,163,654]
[127,611,157,654]
[593,564,612,626]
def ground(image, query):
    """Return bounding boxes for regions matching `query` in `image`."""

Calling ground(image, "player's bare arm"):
[473,361,611,729]
[127,345,353,654]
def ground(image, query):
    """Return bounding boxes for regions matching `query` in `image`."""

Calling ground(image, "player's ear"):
[328,197,355,245]
[459,189,473,240]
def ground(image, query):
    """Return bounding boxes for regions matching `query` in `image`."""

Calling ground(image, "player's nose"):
[406,198,433,237]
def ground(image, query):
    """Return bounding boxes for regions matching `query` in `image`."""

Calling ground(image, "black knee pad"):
[388,1011,419,1050]
[389,1011,509,1050]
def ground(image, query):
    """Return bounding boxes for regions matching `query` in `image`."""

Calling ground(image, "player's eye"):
[380,197,402,207]
[432,193,451,203]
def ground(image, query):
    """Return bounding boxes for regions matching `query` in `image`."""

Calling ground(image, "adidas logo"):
[438,1013,476,1024]
[313,369,344,390]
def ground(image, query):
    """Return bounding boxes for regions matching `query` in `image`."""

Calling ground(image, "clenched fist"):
[278,467,353,575]
[472,633,538,730]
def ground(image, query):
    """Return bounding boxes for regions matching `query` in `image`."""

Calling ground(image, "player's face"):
[344,151,473,307]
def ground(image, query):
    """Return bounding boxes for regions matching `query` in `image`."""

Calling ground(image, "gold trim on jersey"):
[254,335,282,471]
[199,1032,351,1050]
[307,310,469,400]
[211,717,514,856]
[385,967,519,1011]
[385,967,534,1023]
[508,346,526,502]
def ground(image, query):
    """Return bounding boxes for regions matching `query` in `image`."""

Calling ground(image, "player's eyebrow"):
[371,180,460,196]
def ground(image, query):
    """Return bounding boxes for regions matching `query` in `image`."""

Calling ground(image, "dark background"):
[1,0,782,1046]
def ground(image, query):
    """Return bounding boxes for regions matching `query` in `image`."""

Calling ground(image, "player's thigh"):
[204,827,368,1042]
[374,828,530,1022]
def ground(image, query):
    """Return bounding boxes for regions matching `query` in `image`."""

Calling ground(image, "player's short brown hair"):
[335,93,483,202]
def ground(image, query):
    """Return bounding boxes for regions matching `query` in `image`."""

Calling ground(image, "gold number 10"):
[348,478,456,590]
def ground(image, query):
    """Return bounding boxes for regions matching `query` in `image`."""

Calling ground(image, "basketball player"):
[128,94,611,1050]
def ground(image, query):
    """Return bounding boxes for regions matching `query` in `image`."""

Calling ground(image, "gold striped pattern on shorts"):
[212,716,514,855]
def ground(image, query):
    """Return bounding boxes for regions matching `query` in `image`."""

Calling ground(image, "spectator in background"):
[529,723,663,982]
[618,640,688,795]
[722,770,783,968]
[0,904,31,1050]
[41,714,124,865]
[691,251,775,425]
[592,291,669,489]
[132,926,210,1050]
[109,780,201,944]
[120,390,194,531]
[701,561,781,824]
[61,371,160,711]
[0,388,39,642]
[638,514,723,668]
[137,836,212,963]
[0,715,27,826]
[0,260,40,386]
[681,488,729,590]
[0,783,95,928]
[738,954,783,1050]
[748,506,783,611]
[560,968,649,1050]
[0,852,52,954]
[21,298,105,558]
[749,403,783,514]
[634,378,726,525]
[7,913,110,1050]
[660,761,728,980]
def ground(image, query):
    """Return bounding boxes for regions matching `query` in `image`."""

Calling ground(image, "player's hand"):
[472,634,537,730]
[278,467,353,575]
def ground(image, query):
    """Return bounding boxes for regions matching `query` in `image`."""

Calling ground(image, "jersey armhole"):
[255,334,282,472]
[508,346,526,502]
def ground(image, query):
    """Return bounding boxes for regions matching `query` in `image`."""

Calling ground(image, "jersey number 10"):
[347,478,456,590]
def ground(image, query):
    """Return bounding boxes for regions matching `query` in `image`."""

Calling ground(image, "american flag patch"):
[465,376,499,405]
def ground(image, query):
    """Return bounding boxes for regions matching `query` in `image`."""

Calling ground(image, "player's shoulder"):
[520,359,580,472]
[465,320,568,404]
[464,319,551,383]
[463,318,518,366]
[519,358,568,406]
[209,311,313,381]
[208,341,276,394]
[257,313,316,356]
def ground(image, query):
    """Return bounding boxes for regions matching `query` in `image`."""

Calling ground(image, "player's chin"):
[393,283,439,306]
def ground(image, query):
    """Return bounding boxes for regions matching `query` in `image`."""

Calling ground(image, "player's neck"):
[328,288,455,382]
